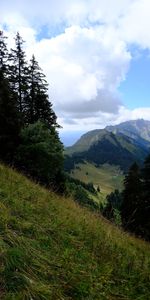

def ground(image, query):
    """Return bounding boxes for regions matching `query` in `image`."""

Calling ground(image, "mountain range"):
[65,119,150,172]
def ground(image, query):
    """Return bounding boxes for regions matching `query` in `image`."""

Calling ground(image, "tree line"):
[0,31,101,198]
[103,156,150,241]
[0,31,64,189]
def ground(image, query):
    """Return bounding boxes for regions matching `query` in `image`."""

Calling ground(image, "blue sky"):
[119,49,150,109]
[1,0,150,145]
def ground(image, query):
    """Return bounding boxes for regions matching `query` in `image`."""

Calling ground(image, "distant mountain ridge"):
[65,119,150,172]
[106,119,150,143]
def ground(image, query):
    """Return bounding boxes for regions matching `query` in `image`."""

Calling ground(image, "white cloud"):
[119,0,150,49]
[26,26,130,118]
[58,106,150,133]
[1,0,150,132]
[1,0,132,26]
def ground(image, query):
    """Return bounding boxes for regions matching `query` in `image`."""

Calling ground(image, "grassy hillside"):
[70,162,124,196]
[0,164,150,299]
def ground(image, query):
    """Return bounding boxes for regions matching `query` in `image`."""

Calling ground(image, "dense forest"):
[0,31,150,242]
[103,158,150,241]
[0,31,64,189]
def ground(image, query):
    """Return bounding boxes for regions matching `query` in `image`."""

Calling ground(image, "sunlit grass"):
[0,164,149,299]
[71,162,124,196]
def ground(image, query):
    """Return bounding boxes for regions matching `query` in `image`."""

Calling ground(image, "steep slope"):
[65,120,150,172]
[106,119,150,143]
[66,129,108,154]
[0,164,150,299]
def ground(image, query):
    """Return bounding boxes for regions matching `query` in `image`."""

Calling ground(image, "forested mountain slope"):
[65,120,150,172]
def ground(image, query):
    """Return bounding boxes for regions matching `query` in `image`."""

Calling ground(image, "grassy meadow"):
[70,162,124,196]
[0,164,149,299]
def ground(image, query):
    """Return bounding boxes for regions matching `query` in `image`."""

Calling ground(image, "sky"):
[1,0,150,145]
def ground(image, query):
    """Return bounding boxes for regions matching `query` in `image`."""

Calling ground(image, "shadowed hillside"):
[65,120,150,172]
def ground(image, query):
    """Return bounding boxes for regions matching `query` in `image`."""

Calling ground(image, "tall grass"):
[0,164,149,299]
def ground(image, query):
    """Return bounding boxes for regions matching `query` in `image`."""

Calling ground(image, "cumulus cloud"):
[58,106,150,133]
[1,0,132,27]
[1,0,150,131]
[119,0,150,49]
[26,25,130,117]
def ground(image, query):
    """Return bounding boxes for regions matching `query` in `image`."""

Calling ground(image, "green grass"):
[0,164,150,299]
[70,162,124,196]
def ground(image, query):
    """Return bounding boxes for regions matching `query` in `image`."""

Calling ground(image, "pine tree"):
[121,162,142,233]
[142,154,150,194]
[0,31,20,163]
[0,32,64,189]
[8,32,29,117]
[26,55,58,128]
[140,154,150,239]
[0,71,20,163]
[0,31,8,76]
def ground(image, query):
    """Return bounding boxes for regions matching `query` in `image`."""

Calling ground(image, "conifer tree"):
[142,154,150,194]
[0,32,64,188]
[15,121,63,188]
[26,55,58,128]
[140,154,150,239]
[0,75,20,163]
[0,31,8,76]
[0,31,20,163]
[121,162,142,233]
[8,32,29,117]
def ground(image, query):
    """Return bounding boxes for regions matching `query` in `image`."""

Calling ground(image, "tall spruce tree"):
[26,55,58,128]
[121,162,142,233]
[0,32,64,188]
[142,154,150,194]
[8,32,29,118]
[0,32,20,163]
[140,154,150,239]
[0,31,8,75]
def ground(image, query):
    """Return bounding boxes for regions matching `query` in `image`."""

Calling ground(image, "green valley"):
[70,162,124,196]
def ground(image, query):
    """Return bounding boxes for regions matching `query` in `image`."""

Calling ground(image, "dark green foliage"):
[65,175,99,210]
[65,135,145,173]
[66,175,97,195]
[8,32,29,117]
[0,31,8,75]
[120,159,150,240]
[26,55,58,128]
[7,34,58,129]
[0,72,20,163]
[15,121,64,187]
[73,185,98,209]
[139,154,150,239]
[84,134,144,172]
[0,31,20,163]
[142,154,150,193]
[64,154,84,172]
[0,31,64,189]
[121,163,142,233]
[103,189,122,224]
